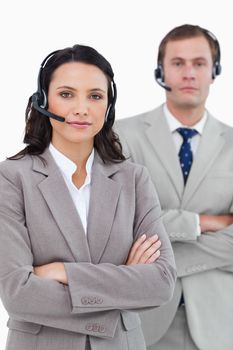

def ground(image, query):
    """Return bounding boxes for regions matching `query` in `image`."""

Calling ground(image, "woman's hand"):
[34,262,68,284]
[126,234,161,265]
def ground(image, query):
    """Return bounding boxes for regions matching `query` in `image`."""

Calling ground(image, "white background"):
[0,0,232,347]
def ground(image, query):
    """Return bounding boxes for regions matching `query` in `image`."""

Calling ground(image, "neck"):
[51,139,93,169]
[166,101,205,126]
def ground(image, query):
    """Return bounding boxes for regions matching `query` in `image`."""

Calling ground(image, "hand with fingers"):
[126,234,161,265]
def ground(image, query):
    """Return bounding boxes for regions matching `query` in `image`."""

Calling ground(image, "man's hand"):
[34,262,68,284]
[126,234,161,265]
[199,214,233,233]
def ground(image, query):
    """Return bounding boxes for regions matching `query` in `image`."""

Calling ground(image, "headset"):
[154,28,222,92]
[32,49,117,123]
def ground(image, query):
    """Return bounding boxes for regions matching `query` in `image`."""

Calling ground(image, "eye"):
[60,91,73,98]
[194,60,207,67]
[172,61,183,67]
[90,94,103,100]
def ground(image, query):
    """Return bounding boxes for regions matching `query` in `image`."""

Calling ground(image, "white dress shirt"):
[163,104,208,236]
[49,143,94,235]
[163,103,207,155]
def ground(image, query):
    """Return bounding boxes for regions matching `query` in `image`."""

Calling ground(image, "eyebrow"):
[171,56,208,61]
[56,85,107,93]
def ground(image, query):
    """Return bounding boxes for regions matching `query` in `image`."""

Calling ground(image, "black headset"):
[32,49,117,123]
[154,28,222,91]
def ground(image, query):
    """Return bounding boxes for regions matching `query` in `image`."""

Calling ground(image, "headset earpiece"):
[212,61,222,79]
[155,64,164,82]
[32,90,47,109]
[105,81,117,123]
[40,89,47,109]
[205,29,222,79]
[154,64,171,91]
[105,104,112,122]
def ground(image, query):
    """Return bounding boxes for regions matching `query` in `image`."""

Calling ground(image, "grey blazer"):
[0,148,176,350]
[116,105,233,350]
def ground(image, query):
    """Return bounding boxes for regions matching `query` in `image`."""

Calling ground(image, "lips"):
[180,86,197,91]
[66,121,92,129]
[67,121,91,125]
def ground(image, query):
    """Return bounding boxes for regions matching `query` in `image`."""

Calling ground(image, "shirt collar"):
[49,143,94,183]
[163,103,208,135]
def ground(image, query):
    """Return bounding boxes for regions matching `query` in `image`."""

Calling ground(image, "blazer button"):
[99,325,106,333]
[92,323,99,332]
[81,297,89,305]
[89,297,95,304]
[96,297,103,304]
[85,323,93,331]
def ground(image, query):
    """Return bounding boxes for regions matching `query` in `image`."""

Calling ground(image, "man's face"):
[163,36,214,110]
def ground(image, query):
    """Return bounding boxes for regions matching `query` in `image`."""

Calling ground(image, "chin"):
[178,98,200,109]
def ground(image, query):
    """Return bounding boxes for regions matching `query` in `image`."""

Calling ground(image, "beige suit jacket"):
[116,105,233,350]
[0,148,176,350]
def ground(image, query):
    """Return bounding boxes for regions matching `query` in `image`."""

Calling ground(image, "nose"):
[182,64,195,80]
[72,98,88,117]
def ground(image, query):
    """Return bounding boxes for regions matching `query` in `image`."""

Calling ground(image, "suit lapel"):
[145,107,184,200]
[182,115,225,207]
[33,149,91,262]
[87,154,122,264]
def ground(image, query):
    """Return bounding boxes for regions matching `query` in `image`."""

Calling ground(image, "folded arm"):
[35,167,176,314]
[174,222,233,277]
[34,233,162,283]
[0,166,176,332]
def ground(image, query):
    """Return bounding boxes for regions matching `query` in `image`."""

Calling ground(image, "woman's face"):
[47,61,108,150]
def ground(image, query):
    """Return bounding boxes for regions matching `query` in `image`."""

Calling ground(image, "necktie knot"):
[176,127,198,142]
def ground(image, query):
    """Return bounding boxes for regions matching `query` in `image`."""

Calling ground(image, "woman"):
[0,44,176,350]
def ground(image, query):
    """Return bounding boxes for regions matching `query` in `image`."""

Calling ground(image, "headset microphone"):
[32,93,65,122]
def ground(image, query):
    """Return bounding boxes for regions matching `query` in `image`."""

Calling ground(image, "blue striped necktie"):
[177,128,198,184]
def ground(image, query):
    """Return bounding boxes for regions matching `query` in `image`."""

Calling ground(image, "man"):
[115,24,233,350]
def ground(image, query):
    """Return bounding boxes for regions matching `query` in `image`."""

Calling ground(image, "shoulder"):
[110,159,150,182]
[113,160,158,200]
[117,158,146,171]
[0,155,35,187]
[115,105,163,132]
[219,120,233,134]
[208,113,233,138]
[0,155,32,173]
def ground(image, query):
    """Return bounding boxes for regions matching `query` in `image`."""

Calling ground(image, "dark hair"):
[157,24,220,66]
[10,44,125,163]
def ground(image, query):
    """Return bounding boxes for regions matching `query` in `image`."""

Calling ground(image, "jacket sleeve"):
[174,223,233,277]
[0,171,119,338]
[64,166,177,314]
[161,209,199,241]
[173,197,233,277]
